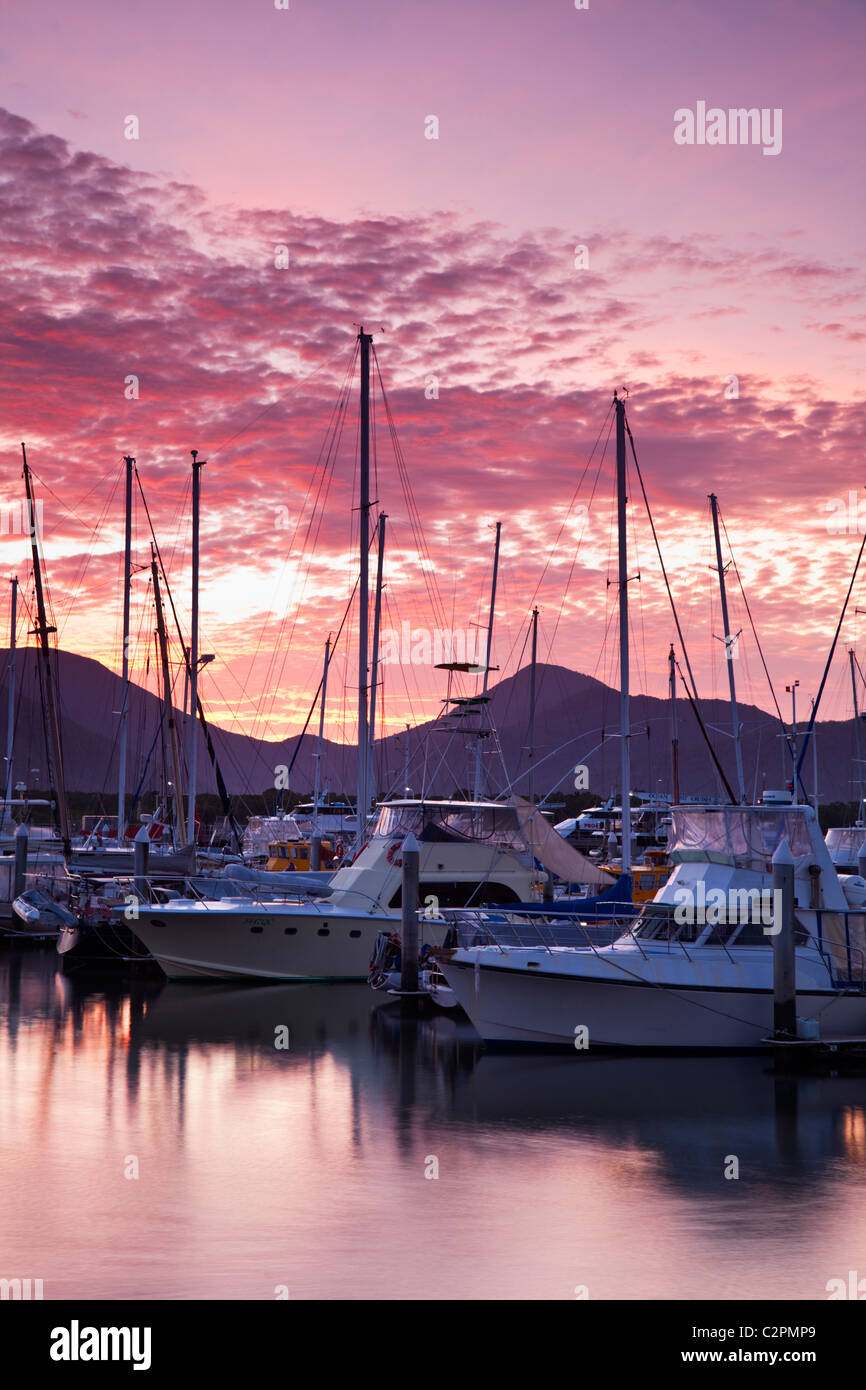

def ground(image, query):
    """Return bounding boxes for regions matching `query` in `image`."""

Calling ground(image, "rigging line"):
[528,402,617,613]
[275,579,361,794]
[249,344,359,744]
[25,467,103,540]
[371,347,450,636]
[795,526,866,783]
[206,342,350,462]
[538,409,616,673]
[623,409,704,709]
[718,508,811,805]
[674,657,737,803]
[231,341,359,724]
[56,469,123,642]
[718,509,792,748]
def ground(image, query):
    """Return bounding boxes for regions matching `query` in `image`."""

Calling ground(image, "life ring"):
[334,840,344,858]
[386,841,403,867]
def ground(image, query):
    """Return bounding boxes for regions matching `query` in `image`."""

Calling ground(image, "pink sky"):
[0,0,864,755]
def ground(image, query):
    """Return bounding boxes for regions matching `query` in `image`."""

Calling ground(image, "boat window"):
[729,921,774,946]
[372,803,524,853]
[702,921,740,945]
[669,807,813,871]
[730,919,809,946]
[387,880,521,910]
[633,904,700,942]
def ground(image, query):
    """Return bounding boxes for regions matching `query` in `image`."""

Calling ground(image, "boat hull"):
[440,952,866,1049]
[128,901,449,981]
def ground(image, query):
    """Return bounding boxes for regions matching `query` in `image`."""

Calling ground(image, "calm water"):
[1,950,864,1301]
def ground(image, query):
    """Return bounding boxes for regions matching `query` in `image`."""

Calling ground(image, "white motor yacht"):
[437,803,866,1049]
[122,798,609,981]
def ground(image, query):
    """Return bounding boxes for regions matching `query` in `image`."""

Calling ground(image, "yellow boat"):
[264,839,336,873]
[631,848,672,902]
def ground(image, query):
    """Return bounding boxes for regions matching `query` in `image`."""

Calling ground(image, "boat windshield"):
[826,826,866,858]
[670,807,813,870]
[244,816,303,845]
[372,803,525,853]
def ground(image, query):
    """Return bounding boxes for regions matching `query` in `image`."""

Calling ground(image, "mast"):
[356,328,372,843]
[3,576,17,828]
[151,547,186,847]
[22,446,71,854]
[810,695,819,812]
[117,454,134,839]
[614,395,631,874]
[786,680,800,805]
[850,649,864,821]
[473,520,502,802]
[403,722,411,794]
[187,449,205,845]
[527,606,539,803]
[709,493,745,803]
[669,641,680,805]
[367,511,386,812]
[313,637,330,830]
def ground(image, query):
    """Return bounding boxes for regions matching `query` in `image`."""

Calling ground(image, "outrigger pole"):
[709,493,746,802]
[21,445,71,855]
[614,393,632,875]
[795,526,866,789]
[473,520,502,802]
[187,449,205,846]
[151,545,187,847]
[3,576,17,828]
[357,328,372,846]
[117,454,134,839]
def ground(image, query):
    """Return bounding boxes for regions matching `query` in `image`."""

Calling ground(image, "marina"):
[0,0,862,1337]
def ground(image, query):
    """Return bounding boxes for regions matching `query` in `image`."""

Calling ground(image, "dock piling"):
[400,832,420,994]
[13,822,28,898]
[772,837,796,1039]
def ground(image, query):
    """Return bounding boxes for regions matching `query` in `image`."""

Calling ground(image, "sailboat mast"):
[22,446,71,854]
[151,548,186,847]
[313,637,330,829]
[614,395,631,874]
[3,576,17,826]
[367,511,386,812]
[810,695,819,812]
[473,520,501,802]
[187,449,204,845]
[117,454,134,838]
[527,606,538,803]
[356,328,372,844]
[709,493,745,802]
[850,648,864,821]
[669,641,680,804]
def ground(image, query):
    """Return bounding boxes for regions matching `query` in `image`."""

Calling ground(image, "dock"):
[762,1035,866,1073]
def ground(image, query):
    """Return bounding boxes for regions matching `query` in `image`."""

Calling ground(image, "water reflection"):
[0,950,864,1300]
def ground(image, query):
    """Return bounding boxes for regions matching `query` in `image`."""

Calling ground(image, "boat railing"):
[439,907,633,954]
[121,874,387,916]
[813,910,866,986]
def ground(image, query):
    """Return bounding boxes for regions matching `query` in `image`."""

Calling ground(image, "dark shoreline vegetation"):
[15,790,859,838]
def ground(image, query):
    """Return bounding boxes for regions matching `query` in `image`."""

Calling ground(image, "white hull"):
[441,947,866,1049]
[130,901,449,981]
